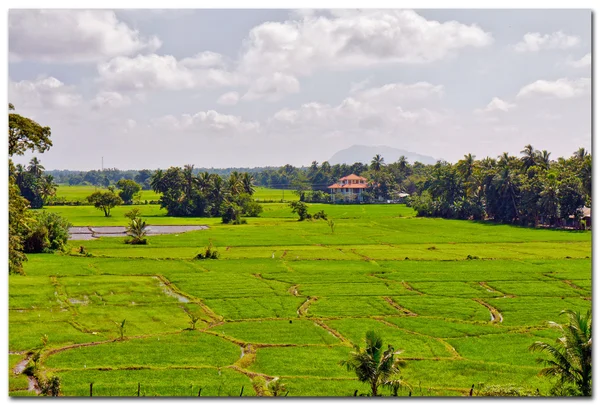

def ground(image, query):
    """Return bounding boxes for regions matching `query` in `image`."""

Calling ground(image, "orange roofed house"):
[328,174,369,202]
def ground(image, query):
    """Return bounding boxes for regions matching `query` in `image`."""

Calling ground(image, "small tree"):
[115,319,126,340]
[327,219,335,233]
[116,179,142,204]
[340,330,408,396]
[126,217,148,245]
[87,190,123,217]
[289,201,311,221]
[268,379,287,397]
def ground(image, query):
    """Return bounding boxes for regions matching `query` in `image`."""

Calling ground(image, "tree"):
[150,169,165,193]
[289,201,310,221]
[87,190,123,217]
[370,154,385,172]
[520,144,538,171]
[8,103,52,156]
[126,217,148,245]
[340,330,408,396]
[9,104,52,274]
[529,310,592,396]
[241,172,255,195]
[115,179,142,204]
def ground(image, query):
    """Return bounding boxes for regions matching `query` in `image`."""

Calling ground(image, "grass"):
[9,201,591,396]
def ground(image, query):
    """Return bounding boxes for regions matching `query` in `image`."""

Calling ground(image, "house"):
[328,174,368,202]
[566,206,591,229]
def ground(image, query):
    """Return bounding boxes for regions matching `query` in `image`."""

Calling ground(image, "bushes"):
[125,209,148,245]
[194,243,219,260]
[23,211,71,253]
[221,202,247,225]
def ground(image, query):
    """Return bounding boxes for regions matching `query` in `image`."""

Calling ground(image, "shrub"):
[289,201,310,221]
[23,211,71,253]
[222,202,242,224]
[313,210,328,220]
[195,243,219,260]
[125,217,148,245]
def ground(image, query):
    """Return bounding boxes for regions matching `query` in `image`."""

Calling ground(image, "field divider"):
[297,297,318,317]
[472,299,503,323]
[382,297,417,316]
[154,274,222,324]
[376,318,462,359]
[478,282,511,297]
[313,320,353,347]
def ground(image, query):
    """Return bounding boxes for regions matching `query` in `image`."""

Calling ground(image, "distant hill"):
[328,145,438,165]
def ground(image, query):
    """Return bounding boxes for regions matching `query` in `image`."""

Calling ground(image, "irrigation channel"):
[69,225,209,240]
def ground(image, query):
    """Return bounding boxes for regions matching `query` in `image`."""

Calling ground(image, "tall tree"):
[370,154,385,172]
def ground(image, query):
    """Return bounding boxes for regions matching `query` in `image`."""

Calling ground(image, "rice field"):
[9,202,591,396]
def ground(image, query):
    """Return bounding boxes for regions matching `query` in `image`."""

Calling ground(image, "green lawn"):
[9,201,591,396]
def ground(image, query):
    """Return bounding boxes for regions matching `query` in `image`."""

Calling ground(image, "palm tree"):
[28,157,44,177]
[573,148,588,160]
[370,154,385,172]
[227,171,243,196]
[529,310,591,396]
[457,153,476,181]
[241,172,255,195]
[397,155,408,172]
[183,164,196,199]
[150,169,165,193]
[340,330,408,396]
[520,144,538,170]
[537,150,552,171]
[40,174,57,203]
[197,172,213,193]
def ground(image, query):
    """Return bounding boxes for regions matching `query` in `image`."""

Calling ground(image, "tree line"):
[407,146,591,227]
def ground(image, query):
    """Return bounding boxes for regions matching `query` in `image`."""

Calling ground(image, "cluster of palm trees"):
[149,165,257,217]
[408,146,591,226]
[12,157,57,209]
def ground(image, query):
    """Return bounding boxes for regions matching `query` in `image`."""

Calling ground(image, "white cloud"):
[241,73,300,102]
[514,31,580,53]
[91,91,131,109]
[180,51,226,68]
[97,54,239,91]
[9,10,161,63]
[567,53,591,68]
[517,78,591,99]
[474,97,516,113]
[217,91,240,106]
[269,82,446,135]
[150,110,260,134]
[9,76,82,109]
[239,9,492,76]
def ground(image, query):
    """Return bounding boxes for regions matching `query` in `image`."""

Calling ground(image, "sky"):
[7,8,592,170]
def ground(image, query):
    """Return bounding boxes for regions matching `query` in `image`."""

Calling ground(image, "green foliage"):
[340,330,408,396]
[116,179,142,204]
[476,385,540,397]
[126,216,148,245]
[87,190,123,217]
[289,201,311,221]
[529,310,592,396]
[8,103,52,156]
[23,210,71,253]
[116,319,126,341]
[194,243,219,260]
[41,375,62,397]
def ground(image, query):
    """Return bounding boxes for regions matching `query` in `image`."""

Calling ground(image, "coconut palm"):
[241,172,255,195]
[183,164,196,198]
[28,157,45,176]
[227,171,243,196]
[520,144,539,170]
[150,169,165,193]
[40,174,57,203]
[573,148,589,160]
[537,150,552,171]
[340,330,408,396]
[197,171,213,193]
[529,310,592,396]
[370,154,385,172]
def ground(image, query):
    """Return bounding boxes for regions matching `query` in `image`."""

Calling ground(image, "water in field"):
[68,225,208,240]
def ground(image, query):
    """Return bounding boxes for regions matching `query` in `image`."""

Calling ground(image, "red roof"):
[328,183,368,189]
[339,174,367,181]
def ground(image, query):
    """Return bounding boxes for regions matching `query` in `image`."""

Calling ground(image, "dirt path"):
[12,354,31,375]
[383,297,417,316]
[313,320,352,346]
[473,299,503,323]
[154,275,221,323]
[288,285,299,297]
[562,279,584,291]
[297,297,318,317]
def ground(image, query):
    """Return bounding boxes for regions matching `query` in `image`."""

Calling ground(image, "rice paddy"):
[8,201,591,396]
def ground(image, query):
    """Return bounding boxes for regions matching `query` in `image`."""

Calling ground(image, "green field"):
[53,185,296,204]
[9,203,591,396]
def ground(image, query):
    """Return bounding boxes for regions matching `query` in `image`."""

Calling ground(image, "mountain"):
[328,145,439,165]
